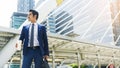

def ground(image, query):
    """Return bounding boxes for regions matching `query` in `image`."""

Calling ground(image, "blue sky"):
[0,0,38,28]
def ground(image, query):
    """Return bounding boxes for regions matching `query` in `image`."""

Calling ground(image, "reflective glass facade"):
[17,0,35,13]
[47,0,114,45]
[47,11,73,35]
[10,12,27,29]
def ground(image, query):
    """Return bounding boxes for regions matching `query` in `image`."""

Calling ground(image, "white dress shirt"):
[28,23,39,47]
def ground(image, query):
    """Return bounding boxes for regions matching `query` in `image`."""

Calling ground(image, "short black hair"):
[29,9,39,20]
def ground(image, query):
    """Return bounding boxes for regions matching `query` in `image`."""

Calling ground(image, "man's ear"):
[34,15,37,19]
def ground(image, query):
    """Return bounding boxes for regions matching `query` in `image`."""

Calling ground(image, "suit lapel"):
[37,24,42,38]
[26,25,30,39]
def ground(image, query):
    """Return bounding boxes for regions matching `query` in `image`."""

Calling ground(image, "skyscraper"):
[111,0,120,46]
[17,0,35,13]
[47,11,74,36]
[46,0,114,45]
[10,12,27,29]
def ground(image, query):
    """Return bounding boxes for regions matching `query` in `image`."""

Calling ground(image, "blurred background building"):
[17,0,35,13]
[46,0,114,45]
[10,12,27,29]
[110,0,120,46]
[47,11,73,36]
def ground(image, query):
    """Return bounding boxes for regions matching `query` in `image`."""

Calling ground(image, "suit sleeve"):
[19,26,25,43]
[42,26,49,56]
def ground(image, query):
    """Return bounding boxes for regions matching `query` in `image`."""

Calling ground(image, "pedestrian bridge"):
[0,26,120,68]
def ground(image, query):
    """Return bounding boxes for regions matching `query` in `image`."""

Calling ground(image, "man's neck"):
[31,20,36,24]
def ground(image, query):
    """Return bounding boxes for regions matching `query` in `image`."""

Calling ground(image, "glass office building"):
[17,0,35,13]
[47,11,74,36]
[47,0,114,45]
[10,12,27,29]
[111,0,120,46]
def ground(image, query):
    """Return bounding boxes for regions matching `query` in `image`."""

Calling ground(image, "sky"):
[0,0,38,28]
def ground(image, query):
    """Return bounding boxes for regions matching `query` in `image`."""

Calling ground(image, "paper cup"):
[16,40,22,50]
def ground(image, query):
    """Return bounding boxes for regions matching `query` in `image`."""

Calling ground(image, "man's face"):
[27,12,36,22]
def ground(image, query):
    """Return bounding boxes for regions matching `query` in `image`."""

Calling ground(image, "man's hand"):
[15,43,18,48]
[43,55,49,60]
[15,40,22,50]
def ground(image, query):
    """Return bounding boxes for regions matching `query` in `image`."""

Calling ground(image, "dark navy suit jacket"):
[19,24,49,56]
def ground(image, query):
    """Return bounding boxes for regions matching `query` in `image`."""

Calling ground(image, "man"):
[18,9,49,68]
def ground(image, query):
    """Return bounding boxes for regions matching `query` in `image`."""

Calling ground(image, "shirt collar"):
[30,22,37,26]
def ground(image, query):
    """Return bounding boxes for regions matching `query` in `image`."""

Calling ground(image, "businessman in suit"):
[18,9,49,68]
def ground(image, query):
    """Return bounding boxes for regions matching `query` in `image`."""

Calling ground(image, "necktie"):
[30,24,34,47]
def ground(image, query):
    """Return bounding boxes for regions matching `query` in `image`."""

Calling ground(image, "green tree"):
[70,63,78,68]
